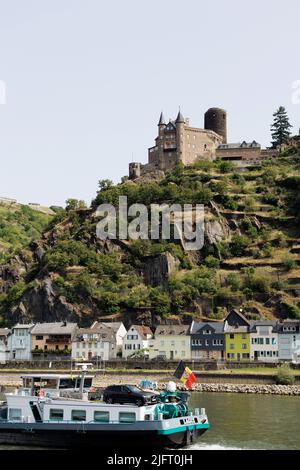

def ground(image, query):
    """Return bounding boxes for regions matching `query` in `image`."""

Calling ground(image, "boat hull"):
[0,422,209,449]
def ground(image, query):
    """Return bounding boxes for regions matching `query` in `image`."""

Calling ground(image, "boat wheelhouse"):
[20,373,94,398]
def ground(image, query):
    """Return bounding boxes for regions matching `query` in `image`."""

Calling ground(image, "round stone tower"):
[204,108,227,144]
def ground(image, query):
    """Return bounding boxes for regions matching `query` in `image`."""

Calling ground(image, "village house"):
[122,325,152,359]
[250,321,278,362]
[224,310,251,361]
[71,325,116,361]
[91,321,126,355]
[0,328,11,363]
[148,325,191,360]
[30,322,77,355]
[9,323,34,360]
[190,321,225,360]
[277,320,300,362]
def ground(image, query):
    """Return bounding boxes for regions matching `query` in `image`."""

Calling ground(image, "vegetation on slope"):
[1,147,300,325]
[0,204,54,263]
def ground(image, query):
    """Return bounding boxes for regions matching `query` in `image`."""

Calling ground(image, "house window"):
[36,335,43,340]
[94,411,110,423]
[230,344,234,350]
[242,334,247,339]
[119,412,136,423]
[203,330,211,335]
[71,410,86,421]
[242,344,247,350]
[9,408,22,421]
[230,334,234,339]
[49,409,64,421]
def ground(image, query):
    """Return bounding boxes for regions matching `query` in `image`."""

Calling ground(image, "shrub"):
[204,256,220,269]
[281,302,300,319]
[276,365,295,385]
[282,257,297,271]
[230,235,250,256]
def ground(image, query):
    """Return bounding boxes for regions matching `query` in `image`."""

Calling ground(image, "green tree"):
[271,106,292,148]
[65,199,87,211]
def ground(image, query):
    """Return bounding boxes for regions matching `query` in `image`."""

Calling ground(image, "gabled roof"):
[12,323,35,330]
[190,322,224,335]
[154,325,190,336]
[72,327,114,343]
[0,328,11,337]
[218,141,261,150]
[31,322,77,335]
[102,322,124,332]
[129,325,152,339]
[249,320,277,332]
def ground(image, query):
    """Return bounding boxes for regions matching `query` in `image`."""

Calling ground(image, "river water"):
[0,391,299,450]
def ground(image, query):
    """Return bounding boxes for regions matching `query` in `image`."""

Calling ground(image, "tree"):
[271,106,292,148]
[65,199,87,211]
[98,179,114,191]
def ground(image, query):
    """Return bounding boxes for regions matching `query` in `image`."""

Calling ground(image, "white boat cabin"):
[20,374,94,398]
[5,392,157,425]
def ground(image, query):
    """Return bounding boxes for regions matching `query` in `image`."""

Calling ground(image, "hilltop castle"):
[129,108,226,180]
[128,107,279,180]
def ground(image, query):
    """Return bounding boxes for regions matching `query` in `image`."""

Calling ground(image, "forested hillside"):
[1,147,300,327]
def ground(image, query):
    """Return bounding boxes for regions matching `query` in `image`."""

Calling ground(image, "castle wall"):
[181,126,222,164]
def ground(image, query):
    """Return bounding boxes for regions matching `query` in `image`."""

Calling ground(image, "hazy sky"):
[0,0,299,207]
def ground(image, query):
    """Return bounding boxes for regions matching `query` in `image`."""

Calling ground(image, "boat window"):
[49,409,64,421]
[9,408,22,421]
[119,412,136,423]
[71,410,86,421]
[94,411,110,422]
[59,378,76,389]
[84,378,92,388]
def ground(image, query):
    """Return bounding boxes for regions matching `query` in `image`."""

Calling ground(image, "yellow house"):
[149,325,191,360]
[224,310,250,361]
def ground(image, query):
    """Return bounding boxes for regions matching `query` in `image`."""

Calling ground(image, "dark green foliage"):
[271,106,292,148]
[0,204,53,263]
[230,235,250,256]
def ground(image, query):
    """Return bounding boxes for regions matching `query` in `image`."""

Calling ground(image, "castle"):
[128,108,279,180]
[129,108,226,180]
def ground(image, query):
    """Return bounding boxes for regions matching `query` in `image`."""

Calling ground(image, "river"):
[0,391,299,450]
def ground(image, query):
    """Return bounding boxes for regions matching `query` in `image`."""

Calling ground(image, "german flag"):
[174,361,196,390]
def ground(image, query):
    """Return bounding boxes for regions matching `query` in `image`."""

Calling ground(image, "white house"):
[71,325,116,361]
[149,325,191,360]
[122,325,152,359]
[277,320,300,362]
[9,324,34,360]
[250,321,279,362]
[0,328,11,363]
[92,321,126,355]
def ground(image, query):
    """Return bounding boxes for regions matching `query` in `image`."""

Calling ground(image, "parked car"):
[103,384,158,406]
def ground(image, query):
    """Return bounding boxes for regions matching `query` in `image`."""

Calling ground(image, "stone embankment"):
[1,373,300,396]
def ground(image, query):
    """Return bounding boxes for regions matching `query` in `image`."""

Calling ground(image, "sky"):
[0,0,299,207]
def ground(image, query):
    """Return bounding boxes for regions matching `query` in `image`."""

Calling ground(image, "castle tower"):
[175,109,185,163]
[204,108,227,144]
